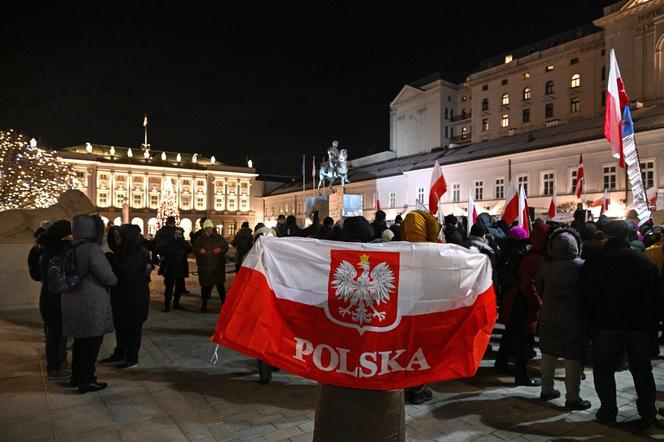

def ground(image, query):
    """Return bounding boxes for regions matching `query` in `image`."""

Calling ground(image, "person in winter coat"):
[232,222,253,273]
[580,220,659,426]
[37,220,72,379]
[371,210,388,240]
[390,214,402,241]
[443,214,464,245]
[580,223,606,261]
[495,223,550,386]
[102,224,150,369]
[62,215,118,394]
[157,227,191,311]
[193,219,229,312]
[400,210,443,404]
[316,217,334,240]
[284,215,302,237]
[275,214,287,237]
[536,228,591,410]
[463,223,497,274]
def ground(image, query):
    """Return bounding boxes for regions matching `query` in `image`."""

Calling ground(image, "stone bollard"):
[313,383,405,442]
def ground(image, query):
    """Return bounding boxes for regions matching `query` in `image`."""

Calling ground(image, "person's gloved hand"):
[199,248,207,255]
[213,247,222,254]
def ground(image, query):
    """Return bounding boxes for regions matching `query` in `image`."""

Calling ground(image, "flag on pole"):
[143,115,148,127]
[467,190,478,228]
[547,189,557,220]
[621,106,652,226]
[575,154,584,199]
[429,160,447,215]
[604,49,630,168]
[312,156,316,191]
[212,236,496,390]
[601,189,610,216]
[501,180,519,224]
[375,193,381,212]
[517,184,530,236]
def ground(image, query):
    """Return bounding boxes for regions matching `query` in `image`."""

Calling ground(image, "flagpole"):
[302,155,305,193]
[313,155,316,191]
[144,114,148,147]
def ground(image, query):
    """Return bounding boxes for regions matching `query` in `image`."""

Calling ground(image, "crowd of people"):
[25,207,664,428]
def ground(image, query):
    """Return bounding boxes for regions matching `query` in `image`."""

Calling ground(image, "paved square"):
[1,274,664,441]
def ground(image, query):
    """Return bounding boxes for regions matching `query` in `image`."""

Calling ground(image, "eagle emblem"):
[327,250,400,334]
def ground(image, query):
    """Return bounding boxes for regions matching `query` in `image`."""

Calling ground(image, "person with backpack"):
[102,224,151,369]
[61,214,118,394]
[193,219,229,313]
[37,220,72,379]
[156,227,192,311]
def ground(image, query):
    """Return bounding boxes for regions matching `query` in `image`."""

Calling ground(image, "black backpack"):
[27,244,43,282]
[47,243,86,292]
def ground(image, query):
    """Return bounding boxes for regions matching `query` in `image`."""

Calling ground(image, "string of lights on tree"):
[155,177,180,229]
[0,129,74,211]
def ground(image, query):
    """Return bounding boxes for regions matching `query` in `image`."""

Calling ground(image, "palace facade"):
[58,144,258,238]
[262,0,664,224]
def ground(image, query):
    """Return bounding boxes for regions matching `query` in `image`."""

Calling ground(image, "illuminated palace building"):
[263,0,664,222]
[59,144,257,238]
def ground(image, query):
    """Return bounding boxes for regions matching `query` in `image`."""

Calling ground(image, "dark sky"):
[1,1,616,176]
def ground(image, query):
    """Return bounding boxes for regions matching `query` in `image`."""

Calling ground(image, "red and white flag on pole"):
[604,49,630,168]
[429,160,447,216]
[375,193,381,212]
[143,115,148,127]
[601,189,610,216]
[547,189,557,220]
[212,237,496,390]
[501,180,519,224]
[575,154,585,199]
[517,184,530,236]
[467,190,478,227]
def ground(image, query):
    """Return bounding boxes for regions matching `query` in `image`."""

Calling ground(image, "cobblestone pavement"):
[2,274,664,441]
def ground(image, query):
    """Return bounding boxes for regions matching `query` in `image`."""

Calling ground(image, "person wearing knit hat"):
[507,226,529,240]
[193,219,228,313]
[381,228,395,241]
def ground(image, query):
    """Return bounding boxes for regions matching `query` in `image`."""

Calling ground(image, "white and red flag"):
[212,237,496,390]
[604,49,630,168]
[467,190,478,227]
[429,160,447,215]
[501,180,518,224]
[517,184,530,236]
[601,189,610,215]
[375,193,381,212]
[547,189,557,220]
[575,154,585,199]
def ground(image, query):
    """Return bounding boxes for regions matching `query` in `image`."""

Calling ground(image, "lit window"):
[474,181,484,201]
[196,196,206,210]
[150,195,159,208]
[517,175,528,196]
[505,54,513,63]
[522,72,530,79]
[542,172,555,196]
[522,108,530,123]
[570,97,580,113]
[570,73,581,88]
[546,65,554,72]
[481,98,489,111]
[501,93,510,106]
[501,114,509,128]
[641,161,655,189]
[228,223,236,236]
[214,194,225,211]
[545,80,554,95]
[545,103,554,118]
[495,178,504,199]
[461,127,469,139]
[522,87,532,101]
[603,165,617,190]
[482,118,489,132]
[570,170,578,193]
[133,193,142,208]
[452,184,460,203]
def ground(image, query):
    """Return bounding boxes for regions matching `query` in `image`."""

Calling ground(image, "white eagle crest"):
[332,254,396,325]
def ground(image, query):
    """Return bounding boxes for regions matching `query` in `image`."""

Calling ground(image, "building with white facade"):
[58,144,258,238]
[262,0,664,224]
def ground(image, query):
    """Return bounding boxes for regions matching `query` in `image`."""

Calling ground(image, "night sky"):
[1,1,616,176]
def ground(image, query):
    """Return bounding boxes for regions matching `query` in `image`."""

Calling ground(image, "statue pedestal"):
[328,191,344,220]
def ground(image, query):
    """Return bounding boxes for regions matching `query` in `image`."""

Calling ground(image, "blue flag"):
[622,106,634,138]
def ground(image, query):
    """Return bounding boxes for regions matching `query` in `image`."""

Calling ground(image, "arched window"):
[501,93,510,106]
[570,73,581,88]
[481,98,489,111]
[545,80,554,95]
[522,87,532,101]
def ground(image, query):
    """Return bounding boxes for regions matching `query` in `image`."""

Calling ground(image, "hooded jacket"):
[537,229,588,360]
[193,230,229,287]
[61,215,118,338]
[107,225,151,326]
[37,226,70,326]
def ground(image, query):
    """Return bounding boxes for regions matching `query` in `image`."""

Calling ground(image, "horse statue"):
[318,147,350,191]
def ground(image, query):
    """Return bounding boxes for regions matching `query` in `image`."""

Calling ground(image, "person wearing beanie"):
[371,210,388,240]
[580,220,659,426]
[381,228,395,241]
[36,220,73,379]
[193,220,228,313]
[443,214,464,245]
[389,214,403,241]
[463,223,497,275]
[316,217,334,240]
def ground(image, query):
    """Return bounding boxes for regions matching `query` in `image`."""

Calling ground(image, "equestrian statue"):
[318,140,350,192]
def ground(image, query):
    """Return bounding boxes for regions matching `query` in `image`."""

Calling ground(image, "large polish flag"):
[212,236,496,390]
[501,180,519,224]
[604,49,630,168]
[429,160,447,215]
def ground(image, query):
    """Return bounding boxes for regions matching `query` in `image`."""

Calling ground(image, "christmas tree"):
[0,129,74,211]
[156,177,180,229]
